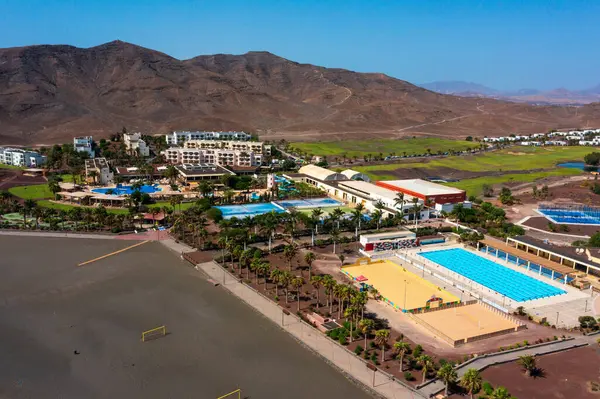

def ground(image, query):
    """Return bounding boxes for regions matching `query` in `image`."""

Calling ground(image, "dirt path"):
[511,174,589,196]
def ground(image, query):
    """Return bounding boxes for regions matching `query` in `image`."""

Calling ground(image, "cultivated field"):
[0,236,372,399]
[291,138,474,158]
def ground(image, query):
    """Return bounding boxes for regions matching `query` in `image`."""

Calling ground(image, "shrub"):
[339,336,347,345]
[370,353,378,364]
[370,341,376,349]
[523,340,529,346]
[412,344,423,357]
[482,382,494,395]
[354,345,364,355]
[553,336,558,341]
[404,372,415,381]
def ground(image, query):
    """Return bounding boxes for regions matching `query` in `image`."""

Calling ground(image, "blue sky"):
[1,0,598,90]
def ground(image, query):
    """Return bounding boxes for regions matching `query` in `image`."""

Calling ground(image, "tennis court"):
[412,303,523,346]
[342,260,459,311]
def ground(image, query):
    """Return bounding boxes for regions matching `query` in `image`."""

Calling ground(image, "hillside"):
[1,41,599,145]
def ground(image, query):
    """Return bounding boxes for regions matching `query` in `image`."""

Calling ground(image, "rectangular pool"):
[538,208,600,225]
[216,203,284,219]
[418,248,565,302]
[275,198,343,209]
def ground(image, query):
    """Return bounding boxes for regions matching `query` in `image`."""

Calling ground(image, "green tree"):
[418,355,434,384]
[393,341,411,372]
[517,355,537,377]
[589,232,600,248]
[22,199,37,228]
[437,363,458,397]
[460,368,482,399]
[304,251,316,280]
[374,329,390,363]
[310,275,323,308]
[490,386,511,399]
[358,318,375,350]
[162,165,179,185]
[584,152,600,166]
[283,244,298,271]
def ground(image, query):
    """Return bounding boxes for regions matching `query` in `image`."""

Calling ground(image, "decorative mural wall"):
[373,239,418,252]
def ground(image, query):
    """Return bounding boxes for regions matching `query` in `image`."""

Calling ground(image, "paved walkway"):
[419,337,591,397]
[0,229,169,241]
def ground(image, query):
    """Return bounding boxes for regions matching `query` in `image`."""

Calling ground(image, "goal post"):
[141,325,167,342]
[217,389,241,399]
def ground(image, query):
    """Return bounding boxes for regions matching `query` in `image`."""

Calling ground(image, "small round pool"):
[92,184,161,195]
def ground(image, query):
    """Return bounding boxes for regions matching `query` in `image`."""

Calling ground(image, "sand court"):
[342,259,458,311]
[413,303,523,345]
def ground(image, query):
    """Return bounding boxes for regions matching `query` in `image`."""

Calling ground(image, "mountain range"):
[420,81,600,105]
[1,41,600,145]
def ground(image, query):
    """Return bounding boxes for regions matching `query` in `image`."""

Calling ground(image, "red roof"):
[143,212,165,221]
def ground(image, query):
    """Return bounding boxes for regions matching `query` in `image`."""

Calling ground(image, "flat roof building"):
[123,133,150,157]
[165,131,252,146]
[0,147,46,167]
[74,136,94,158]
[85,158,113,185]
[376,179,466,204]
[174,163,234,182]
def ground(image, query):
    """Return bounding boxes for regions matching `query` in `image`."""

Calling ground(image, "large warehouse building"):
[376,179,466,205]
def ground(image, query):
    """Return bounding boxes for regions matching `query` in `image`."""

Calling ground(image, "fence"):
[408,313,463,347]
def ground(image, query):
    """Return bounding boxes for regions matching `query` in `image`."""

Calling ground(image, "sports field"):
[0,236,371,399]
[291,137,474,158]
[413,303,521,343]
[342,260,458,311]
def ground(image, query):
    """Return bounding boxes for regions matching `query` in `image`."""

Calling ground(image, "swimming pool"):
[538,208,600,225]
[274,198,343,209]
[216,203,285,219]
[92,184,161,195]
[419,248,565,302]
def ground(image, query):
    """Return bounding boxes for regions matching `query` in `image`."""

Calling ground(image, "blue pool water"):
[538,208,600,225]
[92,184,161,195]
[419,248,565,302]
[216,203,284,219]
[275,198,343,209]
[558,162,599,172]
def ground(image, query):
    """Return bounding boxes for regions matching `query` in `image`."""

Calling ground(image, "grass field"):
[0,164,24,170]
[36,200,130,214]
[445,169,581,196]
[8,184,52,199]
[291,138,475,158]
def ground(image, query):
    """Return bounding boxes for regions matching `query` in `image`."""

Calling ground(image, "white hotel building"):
[162,140,269,168]
[0,147,46,167]
[165,131,252,146]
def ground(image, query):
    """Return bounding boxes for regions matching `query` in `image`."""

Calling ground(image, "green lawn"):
[0,164,24,170]
[445,168,581,196]
[148,201,196,211]
[8,184,52,199]
[353,146,592,177]
[298,206,354,216]
[36,200,129,214]
[291,138,475,158]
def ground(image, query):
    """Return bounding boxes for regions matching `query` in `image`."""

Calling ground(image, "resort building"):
[376,179,466,205]
[114,165,168,181]
[73,136,94,158]
[359,230,418,253]
[0,147,46,167]
[165,131,252,146]
[85,158,113,185]
[123,133,150,157]
[174,163,235,183]
[162,140,266,168]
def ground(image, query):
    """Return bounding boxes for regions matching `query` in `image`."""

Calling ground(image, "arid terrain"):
[2,41,600,145]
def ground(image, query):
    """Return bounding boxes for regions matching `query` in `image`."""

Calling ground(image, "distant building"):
[0,147,46,167]
[123,133,150,157]
[85,158,113,185]
[165,131,252,146]
[74,136,94,158]
[376,179,466,205]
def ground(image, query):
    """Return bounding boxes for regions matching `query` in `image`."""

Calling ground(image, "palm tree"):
[517,355,537,377]
[374,329,390,363]
[310,275,323,308]
[393,341,411,372]
[280,271,293,304]
[285,207,299,244]
[260,211,278,252]
[260,262,272,290]
[270,268,283,296]
[344,305,359,342]
[371,209,383,230]
[322,275,336,313]
[490,387,511,399]
[460,368,483,399]
[291,276,305,311]
[88,170,98,185]
[330,207,344,230]
[311,207,323,234]
[418,355,434,384]
[22,199,36,228]
[250,258,262,285]
[304,251,316,280]
[358,318,375,350]
[283,244,297,271]
[437,363,458,397]
[162,165,179,185]
[411,197,422,228]
[394,192,405,215]
[48,180,61,199]
[330,228,340,254]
